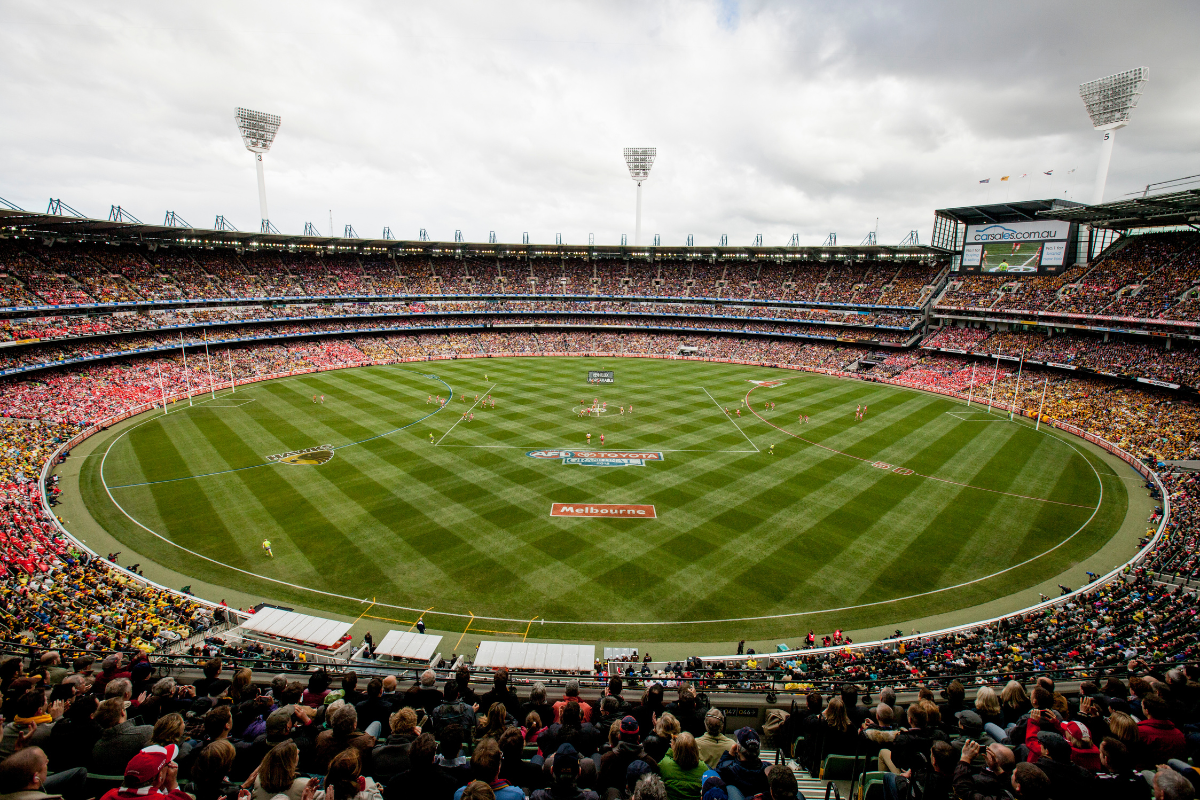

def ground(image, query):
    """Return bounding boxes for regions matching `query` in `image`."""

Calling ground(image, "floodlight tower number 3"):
[624,148,656,247]
[235,107,283,234]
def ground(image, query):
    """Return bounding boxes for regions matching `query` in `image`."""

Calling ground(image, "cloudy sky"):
[2,1,1197,247]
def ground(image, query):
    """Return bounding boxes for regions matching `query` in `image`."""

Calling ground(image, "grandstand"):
[0,193,1194,798]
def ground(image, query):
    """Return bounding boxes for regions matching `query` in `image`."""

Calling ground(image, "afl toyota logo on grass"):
[527,450,664,467]
[268,445,335,465]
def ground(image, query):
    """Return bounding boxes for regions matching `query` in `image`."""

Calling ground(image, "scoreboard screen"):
[588,371,615,384]
[959,220,1075,275]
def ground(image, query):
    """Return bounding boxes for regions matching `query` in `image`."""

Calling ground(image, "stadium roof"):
[933,198,1086,227]
[0,207,938,259]
[1037,189,1200,230]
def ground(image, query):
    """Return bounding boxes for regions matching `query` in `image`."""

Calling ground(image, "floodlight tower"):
[623,148,656,246]
[1079,67,1147,205]
[234,107,283,233]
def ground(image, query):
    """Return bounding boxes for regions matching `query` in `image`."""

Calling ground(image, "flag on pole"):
[1001,176,1010,181]
[1044,170,1054,175]
[1067,168,1076,174]
[979,178,990,184]
[1020,173,1027,178]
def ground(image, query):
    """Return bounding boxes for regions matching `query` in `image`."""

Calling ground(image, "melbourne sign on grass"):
[550,503,656,519]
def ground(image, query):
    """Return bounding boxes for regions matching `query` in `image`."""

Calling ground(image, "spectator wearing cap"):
[598,717,658,799]
[1028,733,1094,798]
[0,746,86,800]
[699,771,727,800]
[530,742,597,800]
[478,670,520,722]
[1058,721,1100,772]
[242,705,315,780]
[696,709,733,770]
[383,733,457,800]
[553,682,594,725]
[89,698,154,777]
[949,710,995,766]
[715,728,768,800]
[1137,693,1186,770]
[453,739,522,800]
[97,744,191,800]
[624,761,654,798]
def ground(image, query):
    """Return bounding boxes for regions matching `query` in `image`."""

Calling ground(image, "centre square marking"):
[550,503,657,519]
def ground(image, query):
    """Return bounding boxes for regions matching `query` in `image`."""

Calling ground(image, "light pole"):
[623,148,656,246]
[235,107,283,233]
[1079,68,1147,205]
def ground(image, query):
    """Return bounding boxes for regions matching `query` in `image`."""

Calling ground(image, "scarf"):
[14,713,52,725]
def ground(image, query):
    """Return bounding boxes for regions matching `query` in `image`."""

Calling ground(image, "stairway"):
[759,748,849,798]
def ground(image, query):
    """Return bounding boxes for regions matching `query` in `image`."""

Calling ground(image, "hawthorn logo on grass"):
[268,444,335,466]
[748,379,786,388]
[527,450,664,467]
[551,503,656,519]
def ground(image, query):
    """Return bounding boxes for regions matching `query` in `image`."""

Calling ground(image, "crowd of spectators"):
[921,326,1200,390]
[938,232,1200,324]
[0,239,946,310]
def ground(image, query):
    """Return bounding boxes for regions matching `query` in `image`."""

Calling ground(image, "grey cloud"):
[0,0,1196,248]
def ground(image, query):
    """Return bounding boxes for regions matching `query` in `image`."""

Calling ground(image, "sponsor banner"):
[1046,362,1078,371]
[563,457,644,467]
[588,370,615,383]
[747,379,786,387]
[550,503,656,518]
[1138,377,1181,389]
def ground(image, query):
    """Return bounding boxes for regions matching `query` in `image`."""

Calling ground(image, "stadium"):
[0,6,1195,800]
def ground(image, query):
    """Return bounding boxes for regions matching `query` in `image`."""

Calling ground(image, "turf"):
[77,357,1128,642]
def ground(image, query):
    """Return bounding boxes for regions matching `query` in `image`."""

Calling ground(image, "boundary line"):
[703,387,759,452]
[744,385,1097,509]
[87,362,1112,628]
[106,368,454,489]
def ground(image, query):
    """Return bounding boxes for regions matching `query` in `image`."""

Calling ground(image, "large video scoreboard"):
[959,220,1076,275]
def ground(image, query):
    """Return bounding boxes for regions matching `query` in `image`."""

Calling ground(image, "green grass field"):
[77,357,1128,642]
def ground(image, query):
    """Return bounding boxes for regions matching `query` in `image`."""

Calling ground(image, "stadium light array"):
[623,147,656,246]
[234,107,282,234]
[1079,67,1147,205]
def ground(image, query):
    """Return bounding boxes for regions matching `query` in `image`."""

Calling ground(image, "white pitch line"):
[436,383,498,445]
[703,387,759,452]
